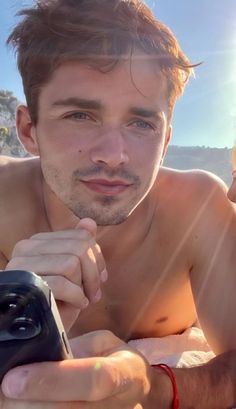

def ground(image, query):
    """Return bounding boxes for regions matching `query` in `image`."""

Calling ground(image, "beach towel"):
[128,327,215,368]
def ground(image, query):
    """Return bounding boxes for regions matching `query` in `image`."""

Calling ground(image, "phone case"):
[0,269,73,382]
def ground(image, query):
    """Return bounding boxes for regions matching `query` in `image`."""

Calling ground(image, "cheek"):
[133,139,164,170]
[37,123,87,158]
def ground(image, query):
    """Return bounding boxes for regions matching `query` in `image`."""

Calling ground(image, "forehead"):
[39,54,169,112]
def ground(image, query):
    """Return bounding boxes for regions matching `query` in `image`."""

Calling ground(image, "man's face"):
[31,56,171,225]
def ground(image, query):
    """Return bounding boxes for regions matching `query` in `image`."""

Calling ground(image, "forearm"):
[146,351,236,409]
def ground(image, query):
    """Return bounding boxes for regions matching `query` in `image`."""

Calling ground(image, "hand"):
[1,331,155,409]
[0,390,70,409]
[5,218,107,332]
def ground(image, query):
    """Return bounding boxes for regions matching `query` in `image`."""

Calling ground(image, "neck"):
[42,179,79,231]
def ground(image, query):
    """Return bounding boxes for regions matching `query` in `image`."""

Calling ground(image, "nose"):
[90,127,129,168]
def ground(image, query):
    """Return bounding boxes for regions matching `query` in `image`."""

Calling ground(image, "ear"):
[16,105,40,156]
[161,125,172,162]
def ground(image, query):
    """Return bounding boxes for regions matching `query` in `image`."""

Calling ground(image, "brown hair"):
[8,0,194,124]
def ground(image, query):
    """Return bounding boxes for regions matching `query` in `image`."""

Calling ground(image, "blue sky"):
[1,0,236,147]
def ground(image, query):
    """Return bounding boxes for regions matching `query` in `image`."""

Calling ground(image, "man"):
[0,0,236,407]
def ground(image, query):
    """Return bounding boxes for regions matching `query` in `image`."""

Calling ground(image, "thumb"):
[69,330,125,358]
[227,171,236,203]
[76,218,97,237]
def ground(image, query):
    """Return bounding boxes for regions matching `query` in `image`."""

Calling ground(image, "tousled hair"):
[8,0,194,124]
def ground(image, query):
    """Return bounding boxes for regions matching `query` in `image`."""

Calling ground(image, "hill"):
[163,145,233,186]
[0,90,27,157]
[0,90,233,186]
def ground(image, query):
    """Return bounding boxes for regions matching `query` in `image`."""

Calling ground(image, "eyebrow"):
[51,97,103,110]
[51,97,162,119]
[129,107,162,119]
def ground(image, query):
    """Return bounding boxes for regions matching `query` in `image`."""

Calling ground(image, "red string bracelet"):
[152,363,179,409]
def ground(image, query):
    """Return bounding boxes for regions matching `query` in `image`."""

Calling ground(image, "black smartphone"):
[0,269,73,382]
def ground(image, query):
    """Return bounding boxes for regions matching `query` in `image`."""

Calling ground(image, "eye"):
[131,120,154,130]
[64,112,92,121]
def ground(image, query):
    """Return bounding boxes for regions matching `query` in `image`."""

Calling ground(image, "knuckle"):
[64,255,80,274]
[73,241,90,258]
[51,276,85,308]
[30,232,44,239]
[64,256,81,285]
[92,361,118,400]
[77,228,93,241]
[12,239,28,256]
[94,330,117,344]
[102,330,117,342]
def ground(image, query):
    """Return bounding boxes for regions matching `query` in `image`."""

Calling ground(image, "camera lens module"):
[9,317,41,339]
[0,293,23,315]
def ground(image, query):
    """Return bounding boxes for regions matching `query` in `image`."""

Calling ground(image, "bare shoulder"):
[154,167,234,254]
[0,155,41,203]
[158,166,227,191]
[0,155,39,180]
[0,156,42,259]
[157,167,229,210]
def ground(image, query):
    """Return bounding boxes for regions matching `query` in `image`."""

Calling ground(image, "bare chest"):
[70,236,197,340]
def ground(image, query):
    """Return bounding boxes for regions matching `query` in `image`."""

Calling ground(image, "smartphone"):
[0,269,73,382]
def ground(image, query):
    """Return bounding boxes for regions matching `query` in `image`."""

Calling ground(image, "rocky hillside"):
[0,90,27,157]
[0,90,233,186]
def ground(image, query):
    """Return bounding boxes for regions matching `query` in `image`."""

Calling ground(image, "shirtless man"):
[0,0,236,408]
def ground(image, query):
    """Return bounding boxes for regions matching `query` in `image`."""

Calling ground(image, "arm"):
[189,173,236,354]
[1,331,236,409]
[2,174,236,408]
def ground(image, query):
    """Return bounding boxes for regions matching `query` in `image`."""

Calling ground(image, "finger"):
[0,394,74,409]
[69,330,125,358]
[92,244,107,282]
[76,218,97,237]
[2,357,125,402]
[44,275,89,310]
[12,238,91,259]
[57,301,81,333]
[5,254,82,286]
[227,172,236,202]
[80,248,101,303]
[31,229,94,242]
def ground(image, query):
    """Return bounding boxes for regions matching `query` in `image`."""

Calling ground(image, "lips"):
[81,179,131,195]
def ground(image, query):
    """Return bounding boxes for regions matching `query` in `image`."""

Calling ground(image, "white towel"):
[128,327,215,368]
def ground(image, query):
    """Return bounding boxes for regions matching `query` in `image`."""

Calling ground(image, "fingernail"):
[2,369,28,398]
[101,269,108,283]
[93,288,102,303]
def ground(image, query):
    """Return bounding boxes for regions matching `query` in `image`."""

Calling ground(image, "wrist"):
[144,365,173,409]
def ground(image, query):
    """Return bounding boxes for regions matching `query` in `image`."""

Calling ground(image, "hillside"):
[0,90,233,186]
[0,90,27,157]
[163,145,233,186]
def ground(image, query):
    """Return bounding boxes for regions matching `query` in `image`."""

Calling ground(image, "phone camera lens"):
[0,294,25,316]
[0,301,17,314]
[9,317,40,339]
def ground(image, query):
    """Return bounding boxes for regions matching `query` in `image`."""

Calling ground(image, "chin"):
[67,201,132,226]
[77,209,129,226]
